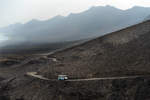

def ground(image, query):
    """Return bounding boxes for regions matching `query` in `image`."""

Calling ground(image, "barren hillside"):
[39,20,150,79]
[1,20,150,100]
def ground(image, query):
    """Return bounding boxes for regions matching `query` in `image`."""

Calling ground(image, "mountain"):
[1,20,150,100]
[1,5,150,45]
[39,20,150,78]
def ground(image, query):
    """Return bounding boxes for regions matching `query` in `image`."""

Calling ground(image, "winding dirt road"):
[26,72,148,82]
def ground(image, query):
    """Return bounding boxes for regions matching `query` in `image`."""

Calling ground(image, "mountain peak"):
[53,15,64,19]
[26,19,40,25]
[131,6,150,10]
[105,5,116,8]
[30,19,40,23]
[88,5,122,12]
[46,15,64,22]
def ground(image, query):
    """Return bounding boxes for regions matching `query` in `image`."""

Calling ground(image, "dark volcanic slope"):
[38,20,150,78]
[1,21,150,100]
[1,20,150,79]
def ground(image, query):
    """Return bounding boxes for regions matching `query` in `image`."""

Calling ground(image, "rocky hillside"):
[1,20,150,100]
[39,20,150,79]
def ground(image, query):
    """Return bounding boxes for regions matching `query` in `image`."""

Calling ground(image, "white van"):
[58,75,68,80]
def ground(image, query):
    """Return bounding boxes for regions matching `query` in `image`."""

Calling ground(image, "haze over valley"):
[0,5,150,54]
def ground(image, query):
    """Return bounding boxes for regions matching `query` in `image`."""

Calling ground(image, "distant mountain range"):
[0,5,150,45]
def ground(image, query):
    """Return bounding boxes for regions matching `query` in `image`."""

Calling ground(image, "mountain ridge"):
[1,5,150,44]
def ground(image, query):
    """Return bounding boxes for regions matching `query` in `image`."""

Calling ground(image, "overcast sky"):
[0,0,150,28]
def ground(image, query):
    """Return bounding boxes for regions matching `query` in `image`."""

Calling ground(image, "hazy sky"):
[0,0,150,27]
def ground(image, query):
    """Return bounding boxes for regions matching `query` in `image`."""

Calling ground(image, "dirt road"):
[26,72,148,81]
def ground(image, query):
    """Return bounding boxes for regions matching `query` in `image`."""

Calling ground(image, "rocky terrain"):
[0,20,150,100]
[40,20,150,79]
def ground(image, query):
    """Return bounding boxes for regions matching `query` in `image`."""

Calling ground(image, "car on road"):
[58,75,68,80]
